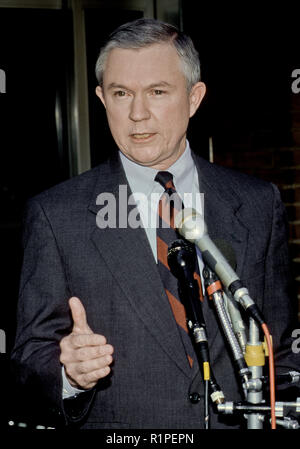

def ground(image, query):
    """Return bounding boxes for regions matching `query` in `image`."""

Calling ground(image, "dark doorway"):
[0,7,73,426]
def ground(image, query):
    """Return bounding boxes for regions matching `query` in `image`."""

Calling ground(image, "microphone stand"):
[203,264,274,429]
[173,207,300,429]
[204,271,300,429]
[244,317,265,429]
[223,290,247,354]
[202,265,250,397]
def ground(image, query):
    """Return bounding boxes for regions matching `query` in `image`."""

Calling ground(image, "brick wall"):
[213,92,300,321]
[289,93,300,320]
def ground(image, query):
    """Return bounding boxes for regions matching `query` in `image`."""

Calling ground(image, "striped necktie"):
[155,171,204,367]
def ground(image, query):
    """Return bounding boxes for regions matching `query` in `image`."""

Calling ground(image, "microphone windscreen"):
[167,239,196,279]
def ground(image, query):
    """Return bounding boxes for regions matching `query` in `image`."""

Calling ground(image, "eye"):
[153,89,164,95]
[114,90,126,97]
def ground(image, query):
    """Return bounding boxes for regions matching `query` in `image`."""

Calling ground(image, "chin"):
[129,151,162,166]
[133,158,159,168]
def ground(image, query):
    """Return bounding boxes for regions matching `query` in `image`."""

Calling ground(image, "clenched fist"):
[59,297,114,390]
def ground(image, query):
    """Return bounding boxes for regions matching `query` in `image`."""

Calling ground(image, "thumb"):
[69,296,93,334]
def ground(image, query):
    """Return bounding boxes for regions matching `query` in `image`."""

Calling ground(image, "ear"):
[189,82,206,118]
[95,85,106,108]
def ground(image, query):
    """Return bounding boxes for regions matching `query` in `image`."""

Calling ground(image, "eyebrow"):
[106,81,175,91]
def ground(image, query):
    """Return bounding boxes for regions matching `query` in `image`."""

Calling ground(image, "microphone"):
[174,208,265,325]
[167,239,225,406]
[167,239,206,329]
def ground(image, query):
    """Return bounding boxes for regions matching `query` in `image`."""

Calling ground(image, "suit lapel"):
[88,155,193,378]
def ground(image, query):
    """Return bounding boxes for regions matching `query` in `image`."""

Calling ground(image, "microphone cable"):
[262,323,276,429]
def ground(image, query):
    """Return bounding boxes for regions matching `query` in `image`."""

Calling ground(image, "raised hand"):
[59,297,114,390]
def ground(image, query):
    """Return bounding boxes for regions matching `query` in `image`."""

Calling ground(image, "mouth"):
[130,133,156,141]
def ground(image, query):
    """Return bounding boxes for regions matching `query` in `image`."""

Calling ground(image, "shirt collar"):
[119,140,196,197]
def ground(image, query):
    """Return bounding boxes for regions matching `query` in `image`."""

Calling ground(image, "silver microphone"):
[174,208,239,289]
[174,208,264,324]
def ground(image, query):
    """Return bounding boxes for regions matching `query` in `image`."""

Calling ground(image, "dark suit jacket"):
[11,151,299,429]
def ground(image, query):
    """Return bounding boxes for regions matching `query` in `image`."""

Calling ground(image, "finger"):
[76,344,114,361]
[69,297,93,334]
[77,354,113,374]
[71,333,107,348]
[78,366,111,388]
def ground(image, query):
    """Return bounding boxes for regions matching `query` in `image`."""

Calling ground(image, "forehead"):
[102,43,185,88]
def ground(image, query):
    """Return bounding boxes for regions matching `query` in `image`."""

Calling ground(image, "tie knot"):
[155,171,176,193]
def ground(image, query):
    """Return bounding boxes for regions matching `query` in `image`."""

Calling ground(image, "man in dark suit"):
[11,19,299,429]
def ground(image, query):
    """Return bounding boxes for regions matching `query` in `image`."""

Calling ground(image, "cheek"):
[106,109,128,137]
[159,97,190,125]
[159,106,189,137]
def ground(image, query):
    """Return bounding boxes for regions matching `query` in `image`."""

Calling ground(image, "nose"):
[129,93,151,122]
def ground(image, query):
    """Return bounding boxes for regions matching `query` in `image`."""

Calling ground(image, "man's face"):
[96,43,206,170]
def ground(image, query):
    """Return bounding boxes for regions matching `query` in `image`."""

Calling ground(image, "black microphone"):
[167,239,206,329]
[167,239,225,405]
[174,208,265,325]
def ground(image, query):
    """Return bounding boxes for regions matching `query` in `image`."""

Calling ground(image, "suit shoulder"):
[194,154,277,197]
[28,163,108,209]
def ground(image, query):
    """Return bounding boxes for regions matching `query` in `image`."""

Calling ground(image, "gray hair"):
[95,18,201,91]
